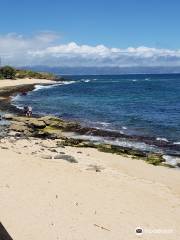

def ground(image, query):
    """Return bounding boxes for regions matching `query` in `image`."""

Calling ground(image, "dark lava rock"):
[146,153,165,166]
[54,154,78,163]
[49,149,57,153]
[60,138,83,146]
[86,164,104,172]
[28,119,46,129]
[40,155,53,159]
[97,144,147,158]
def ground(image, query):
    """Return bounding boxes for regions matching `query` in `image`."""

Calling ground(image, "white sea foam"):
[173,142,180,145]
[33,85,46,91]
[11,94,22,101]
[156,137,169,142]
[85,121,111,128]
[111,139,158,151]
[68,133,158,152]
[10,99,24,110]
[15,105,24,110]
[63,80,76,85]
[97,121,110,127]
[163,155,180,167]
[81,79,91,83]
[122,126,127,130]
[33,84,59,91]
[33,81,76,92]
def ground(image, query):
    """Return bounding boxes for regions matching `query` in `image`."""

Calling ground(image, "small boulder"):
[42,126,63,139]
[40,155,53,159]
[9,123,30,132]
[146,153,165,166]
[28,119,46,129]
[39,116,63,126]
[54,154,78,163]
[3,114,15,120]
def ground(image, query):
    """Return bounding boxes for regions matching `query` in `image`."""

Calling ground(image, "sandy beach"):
[0,137,180,240]
[0,79,180,239]
[0,78,56,88]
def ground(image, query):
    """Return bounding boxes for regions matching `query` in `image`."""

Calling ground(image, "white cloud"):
[0,33,180,67]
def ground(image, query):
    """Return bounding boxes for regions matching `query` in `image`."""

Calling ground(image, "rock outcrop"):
[4,114,172,167]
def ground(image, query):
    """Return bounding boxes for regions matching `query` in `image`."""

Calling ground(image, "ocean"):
[12,74,180,160]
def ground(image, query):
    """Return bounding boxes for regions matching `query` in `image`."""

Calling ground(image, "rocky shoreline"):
[0,113,176,168]
[0,83,179,168]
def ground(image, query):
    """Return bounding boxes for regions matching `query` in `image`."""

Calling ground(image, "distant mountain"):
[20,66,180,75]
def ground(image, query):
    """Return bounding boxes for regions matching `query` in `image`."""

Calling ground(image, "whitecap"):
[33,85,47,91]
[11,94,22,101]
[99,122,110,127]
[33,84,60,91]
[173,142,180,145]
[15,105,24,110]
[33,81,76,92]
[81,79,91,83]
[86,121,110,128]
[62,80,76,85]
[156,137,169,142]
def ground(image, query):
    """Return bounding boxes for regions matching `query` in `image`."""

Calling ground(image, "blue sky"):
[0,0,180,66]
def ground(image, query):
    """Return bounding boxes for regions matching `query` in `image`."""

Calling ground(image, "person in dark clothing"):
[24,105,29,116]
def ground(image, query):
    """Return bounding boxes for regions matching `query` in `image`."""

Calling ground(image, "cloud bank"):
[0,33,180,67]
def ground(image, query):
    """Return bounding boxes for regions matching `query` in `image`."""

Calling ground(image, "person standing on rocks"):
[24,105,29,116]
[27,106,32,117]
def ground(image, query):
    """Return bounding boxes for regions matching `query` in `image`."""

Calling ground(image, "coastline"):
[0,78,180,167]
[0,78,57,114]
[0,78,180,239]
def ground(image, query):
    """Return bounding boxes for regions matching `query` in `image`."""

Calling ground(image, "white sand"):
[0,137,179,240]
[0,78,56,88]
[0,78,179,239]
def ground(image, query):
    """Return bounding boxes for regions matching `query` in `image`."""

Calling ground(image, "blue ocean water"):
[13,74,180,145]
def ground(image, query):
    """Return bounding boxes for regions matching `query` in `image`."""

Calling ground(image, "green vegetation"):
[15,69,55,80]
[0,66,58,80]
[0,66,16,79]
[145,153,165,166]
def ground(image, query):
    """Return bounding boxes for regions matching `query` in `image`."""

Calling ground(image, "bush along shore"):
[1,113,176,168]
[0,65,63,81]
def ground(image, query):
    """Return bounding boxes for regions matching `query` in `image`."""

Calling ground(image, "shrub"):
[0,73,3,79]
[0,66,16,79]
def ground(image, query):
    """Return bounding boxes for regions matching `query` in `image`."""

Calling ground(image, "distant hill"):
[20,66,180,75]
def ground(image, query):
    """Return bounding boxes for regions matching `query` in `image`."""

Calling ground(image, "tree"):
[0,66,16,79]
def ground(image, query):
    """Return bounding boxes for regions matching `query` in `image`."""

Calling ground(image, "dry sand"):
[0,78,179,239]
[0,78,56,88]
[0,137,179,240]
